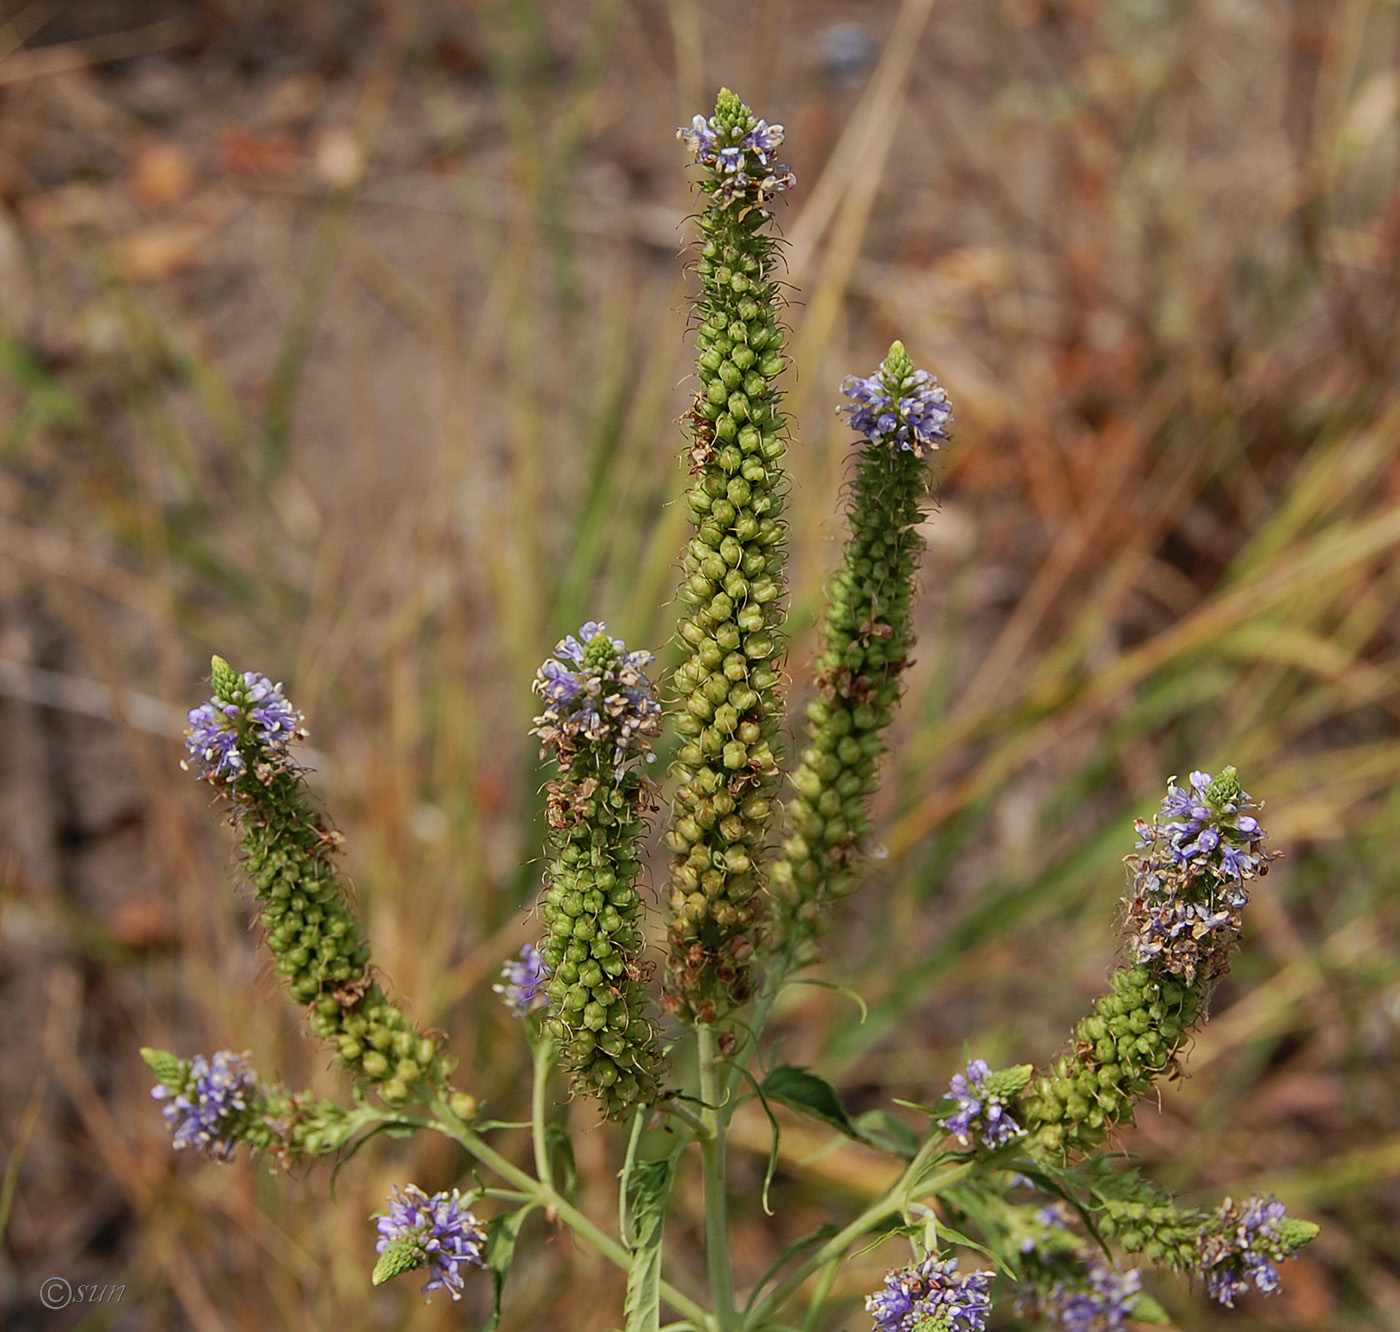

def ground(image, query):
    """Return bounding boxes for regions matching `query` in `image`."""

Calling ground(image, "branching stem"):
[424,1101,712,1329]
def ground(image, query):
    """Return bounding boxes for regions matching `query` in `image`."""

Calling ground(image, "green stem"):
[725,944,796,1107]
[744,1149,974,1329]
[799,1257,840,1332]
[424,1102,711,1329]
[698,1025,737,1332]
[658,1095,710,1136]
[531,1035,556,1188]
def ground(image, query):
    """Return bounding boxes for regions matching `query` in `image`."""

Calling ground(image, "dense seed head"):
[665,90,795,1023]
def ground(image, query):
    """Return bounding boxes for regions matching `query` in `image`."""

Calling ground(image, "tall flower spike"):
[665,88,793,1024]
[1017,767,1274,1157]
[532,622,666,1118]
[773,343,948,961]
[179,658,465,1112]
[372,1185,487,1303]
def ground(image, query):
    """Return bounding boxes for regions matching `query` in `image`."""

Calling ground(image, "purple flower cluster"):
[376,1184,488,1303]
[151,1050,257,1162]
[1045,1264,1143,1331]
[1197,1195,1292,1307]
[866,1256,994,1332]
[1125,767,1273,981]
[678,111,795,202]
[840,363,953,460]
[531,621,662,776]
[184,671,303,783]
[1135,768,1267,880]
[494,943,549,1016]
[940,1059,1024,1149]
[1016,1205,1142,1330]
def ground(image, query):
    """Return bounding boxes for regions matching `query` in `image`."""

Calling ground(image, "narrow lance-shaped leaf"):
[623,1158,676,1332]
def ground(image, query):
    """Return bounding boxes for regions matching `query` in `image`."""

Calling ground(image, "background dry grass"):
[1,0,1398,1328]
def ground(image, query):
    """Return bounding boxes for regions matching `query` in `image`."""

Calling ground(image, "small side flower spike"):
[373,1185,487,1303]
[532,620,667,1116]
[840,340,953,460]
[1196,1195,1318,1307]
[149,1049,258,1163]
[866,1256,994,1332]
[940,1059,1031,1150]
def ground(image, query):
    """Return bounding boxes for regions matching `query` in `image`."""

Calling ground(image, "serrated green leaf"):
[763,1066,858,1136]
[623,1158,675,1332]
[854,1109,921,1160]
[481,1207,532,1332]
[371,1237,422,1287]
[762,1067,919,1159]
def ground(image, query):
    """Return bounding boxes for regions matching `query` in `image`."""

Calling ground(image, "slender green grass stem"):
[698,1025,737,1332]
[531,1035,555,1188]
[424,1103,711,1329]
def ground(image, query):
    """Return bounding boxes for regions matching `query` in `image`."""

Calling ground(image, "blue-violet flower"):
[867,1256,993,1332]
[151,1049,257,1162]
[375,1185,487,1302]
[1135,768,1267,882]
[1197,1194,1301,1307]
[494,943,549,1016]
[678,109,795,202]
[1044,1263,1143,1331]
[1125,766,1274,982]
[940,1059,1024,1149]
[184,671,303,782]
[840,357,953,461]
[531,621,662,777]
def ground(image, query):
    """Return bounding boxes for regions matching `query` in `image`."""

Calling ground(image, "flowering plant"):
[145,89,1317,1328]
